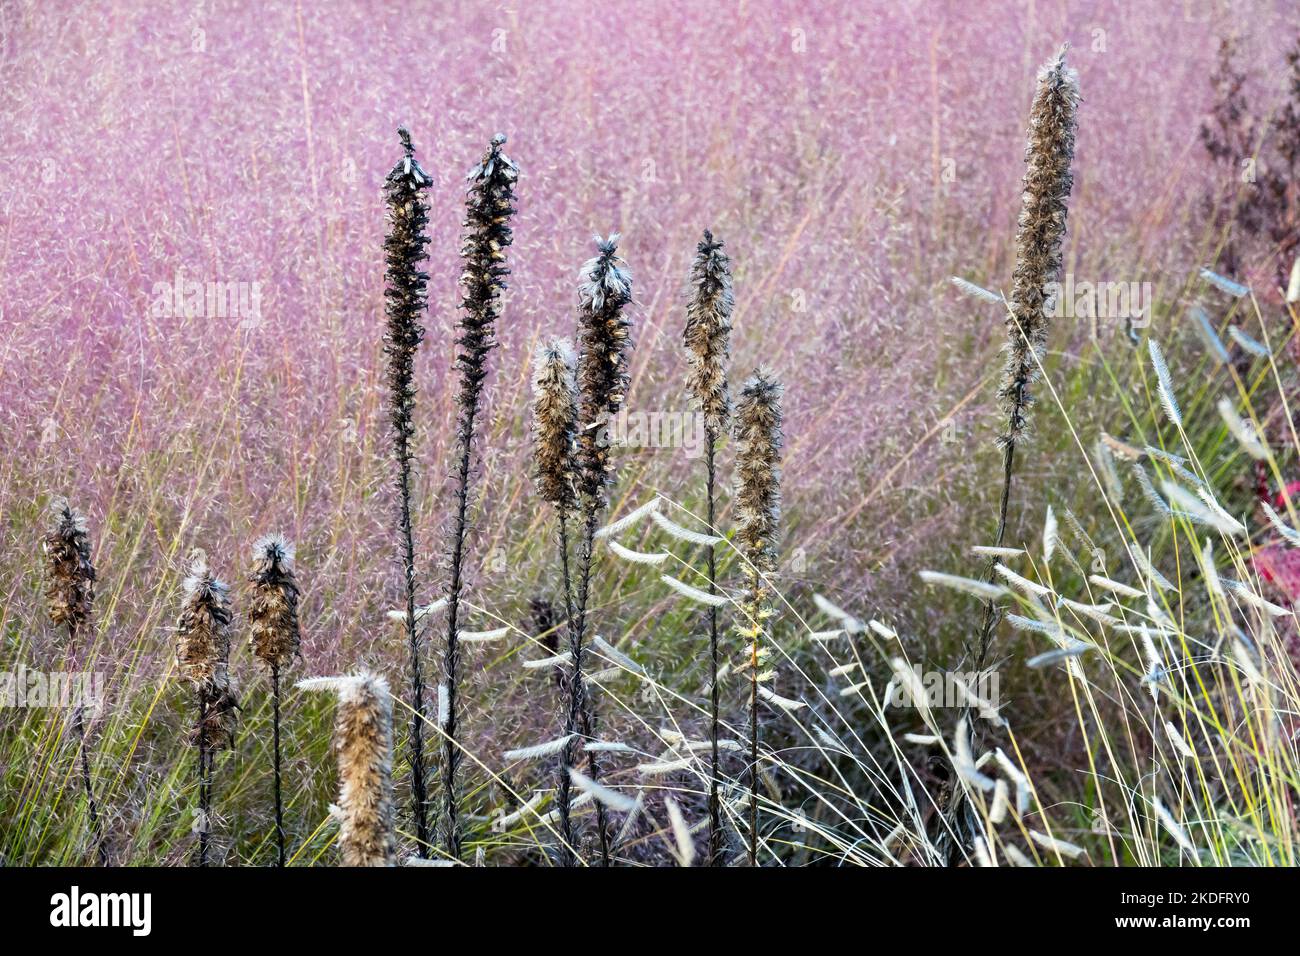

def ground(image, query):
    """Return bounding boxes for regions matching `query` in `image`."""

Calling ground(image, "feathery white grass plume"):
[1043,505,1058,563]
[1088,574,1144,599]
[1027,644,1093,668]
[1139,626,1168,696]
[1190,304,1230,363]
[648,508,721,546]
[1228,325,1270,358]
[661,573,729,607]
[1143,444,1202,487]
[607,539,670,565]
[808,629,845,642]
[457,626,511,643]
[1132,546,1176,593]
[1221,578,1290,617]
[591,634,646,675]
[1006,614,1065,638]
[636,756,693,775]
[1028,830,1084,860]
[889,657,931,716]
[537,791,594,827]
[678,738,743,753]
[903,733,942,745]
[757,686,806,712]
[437,682,450,728]
[1163,720,1195,759]
[1199,266,1249,298]
[568,769,638,812]
[1004,844,1036,867]
[828,662,859,677]
[919,570,1008,601]
[664,796,696,866]
[1147,339,1182,427]
[995,563,1051,597]
[594,498,661,539]
[972,835,996,867]
[950,275,1003,304]
[1094,437,1124,501]
[973,545,1025,558]
[1153,798,1195,852]
[385,597,447,625]
[585,740,636,753]
[503,734,577,762]
[868,619,896,640]
[1288,255,1300,303]
[988,779,1011,825]
[813,592,866,633]
[1231,638,1264,686]
[1261,501,1300,545]
[1057,596,1118,624]
[994,749,1031,814]
[1158,480,1238,535]
[521,651,573,671]
[1217,399,1267,459]
[404,857,457,867]
[952,717,996,792]
[838,681,870,697]
[1132,462,1172,516]
[815,726,847,753]
[490,792,546,832]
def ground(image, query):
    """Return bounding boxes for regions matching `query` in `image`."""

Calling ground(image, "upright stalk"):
[383,127,433,853]
[683,230,733,863]
[441,134,518,860]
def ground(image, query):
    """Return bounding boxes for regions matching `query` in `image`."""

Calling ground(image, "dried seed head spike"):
[300,673,396,867]
[531,338,580,512]
[575,234,634,505]
[1001,45,1080,445]
[43,497,96,639]
[684,229,734,435]
[248,534,301,670]
[176,553,233,692]
[734,368,784,596]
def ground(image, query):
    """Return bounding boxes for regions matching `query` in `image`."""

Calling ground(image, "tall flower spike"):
[441,133,519,859]
[734,368,783,868]
[575,234,634,505]
[176,553,238,749]
[1001,45,1079,445]
[248,535,300,670]
[684,230,734,436]
[43,498,96,638]
[301,674,396,867]
[531,338,580,512]
[383,126,433,851]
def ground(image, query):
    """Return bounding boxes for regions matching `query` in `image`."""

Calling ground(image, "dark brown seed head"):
[531,338,580,512]
[575,234,634,505]
[43,498,96,639]
[684,229,733,436]
[248,534,301,670]
[734,369,784,611]
[1001,46,1079,445]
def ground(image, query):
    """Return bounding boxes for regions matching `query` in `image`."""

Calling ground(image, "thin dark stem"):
[397,447,430,856]
[748,626,758,866]
[560,505,611,865]
[66,621,106,865]
[555,514,579,864]
[272,665,285,867]
[441,411,480,862]
[197,691,210,867]
[704,429,722,865]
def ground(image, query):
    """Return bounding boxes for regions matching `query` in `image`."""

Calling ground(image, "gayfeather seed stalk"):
[43,498,107,865]
[734,369,783,867]
[441,133,518,860]
[565,234,634,866]
[247,534,301,867]
[176,552,238,867]
[383,127,432,854]
[683,229,733,865]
